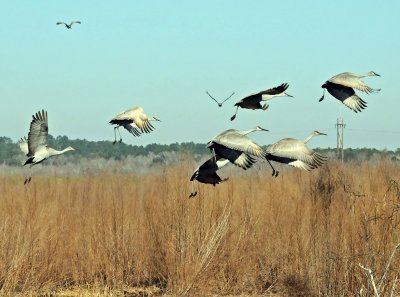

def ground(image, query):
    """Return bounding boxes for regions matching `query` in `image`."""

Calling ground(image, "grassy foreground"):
[0,159,399,296]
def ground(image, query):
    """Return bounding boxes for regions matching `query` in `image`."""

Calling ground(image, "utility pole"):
[335,118,346,161]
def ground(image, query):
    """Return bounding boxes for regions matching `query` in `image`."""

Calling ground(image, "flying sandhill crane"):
[206,91,235,107]
[189,156,230,198]
[109,107,161,144]
[20,110,76,184]
[207,126,278,176]
[18,136,29,156]
[56,21,81,29]
[230,83,293,121]
[265,131,327,174]
[319,71,381,112]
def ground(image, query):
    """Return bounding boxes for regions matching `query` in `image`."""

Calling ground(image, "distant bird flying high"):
[206,91,235,107]
[109,107,161,144]
[20,110,76,184]
[319,71,381,112]
[56,21,81,29]
[231,83,293,121]
[189,156,230,198]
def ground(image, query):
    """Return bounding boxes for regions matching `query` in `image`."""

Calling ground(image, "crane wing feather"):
[325,82,367,112]
[213,131,265,158]
[27,110,48,156]
[328,73,380,94]
[258,83,289,95]
[17,137,29,155]
[267,140,315,165]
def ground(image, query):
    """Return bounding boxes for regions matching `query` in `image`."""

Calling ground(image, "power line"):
[347,129,400,134]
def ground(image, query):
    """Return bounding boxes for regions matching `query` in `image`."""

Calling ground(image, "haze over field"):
[0,1,399,149]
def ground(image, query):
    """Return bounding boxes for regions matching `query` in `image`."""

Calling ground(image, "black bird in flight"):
[230,83,293,121]
[56,21,81,29]
[206,91,235,107]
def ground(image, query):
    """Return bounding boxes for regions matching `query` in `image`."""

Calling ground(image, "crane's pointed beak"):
[257,126,269,132]
[286,93,294,98]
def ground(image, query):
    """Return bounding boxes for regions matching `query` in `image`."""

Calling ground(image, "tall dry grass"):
[0,159,399,296]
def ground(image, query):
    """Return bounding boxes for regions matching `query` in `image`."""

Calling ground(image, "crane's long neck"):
[361,71,378,78]
[303,133,316,144]
[241,128,258,136]
[48,147,72,156]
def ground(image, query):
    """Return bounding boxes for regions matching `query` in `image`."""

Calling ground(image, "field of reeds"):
[0,158,399,296]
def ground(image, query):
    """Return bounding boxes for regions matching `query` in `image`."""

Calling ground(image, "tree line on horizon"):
[0,135,398,166]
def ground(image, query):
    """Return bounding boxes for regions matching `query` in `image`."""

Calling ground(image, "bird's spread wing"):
[111,107,142,122]
[27,110,48,156]
[191,156,229,182]
[56,22,67,26]
[328,73,379,94]
[234,153,257,169]
[70,21,81,26]
[220,92,235,104]
[17,137,29,155]
[266,139,327,170]
[239,93,259,104]
[122,123,142,137]
[258,83,289,96]
[325,82,367,112]
[110,107,155,133]
[190,157,228,184]
[209,142,256,170]
[342,95,367,113]
[214,131,265,158]
[206,91,221,105]
[133,109,155,133]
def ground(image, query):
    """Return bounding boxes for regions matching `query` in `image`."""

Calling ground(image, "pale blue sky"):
[1,1,399,149]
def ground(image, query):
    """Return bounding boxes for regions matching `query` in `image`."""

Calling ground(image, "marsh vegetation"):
[0,159,399,296]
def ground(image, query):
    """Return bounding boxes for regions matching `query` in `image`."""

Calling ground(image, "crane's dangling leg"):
[262,104,269,110]
[266,158,279,177]
[24,168,32,185]
[113,127,123,144]
[230,106,239,121]
[319,89,325,102]
[189,181,198,198]
[117,127,122,143]
[113,127,118,144]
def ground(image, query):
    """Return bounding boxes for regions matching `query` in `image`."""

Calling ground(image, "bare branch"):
[358,263,380,297]
[377,242,400,290]
[389,276,398,297]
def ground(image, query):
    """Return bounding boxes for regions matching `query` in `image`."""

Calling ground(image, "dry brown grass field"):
[0,158,399,296]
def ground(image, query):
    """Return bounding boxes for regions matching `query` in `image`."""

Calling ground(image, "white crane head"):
[65,146,77,152]
[304,131,327,143]
[280,91,294,98]
[255,126,268,132]
[243,126,269,134]
[312,131,327,136]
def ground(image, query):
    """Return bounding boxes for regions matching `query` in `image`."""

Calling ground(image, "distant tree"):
[0,136,397,166]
